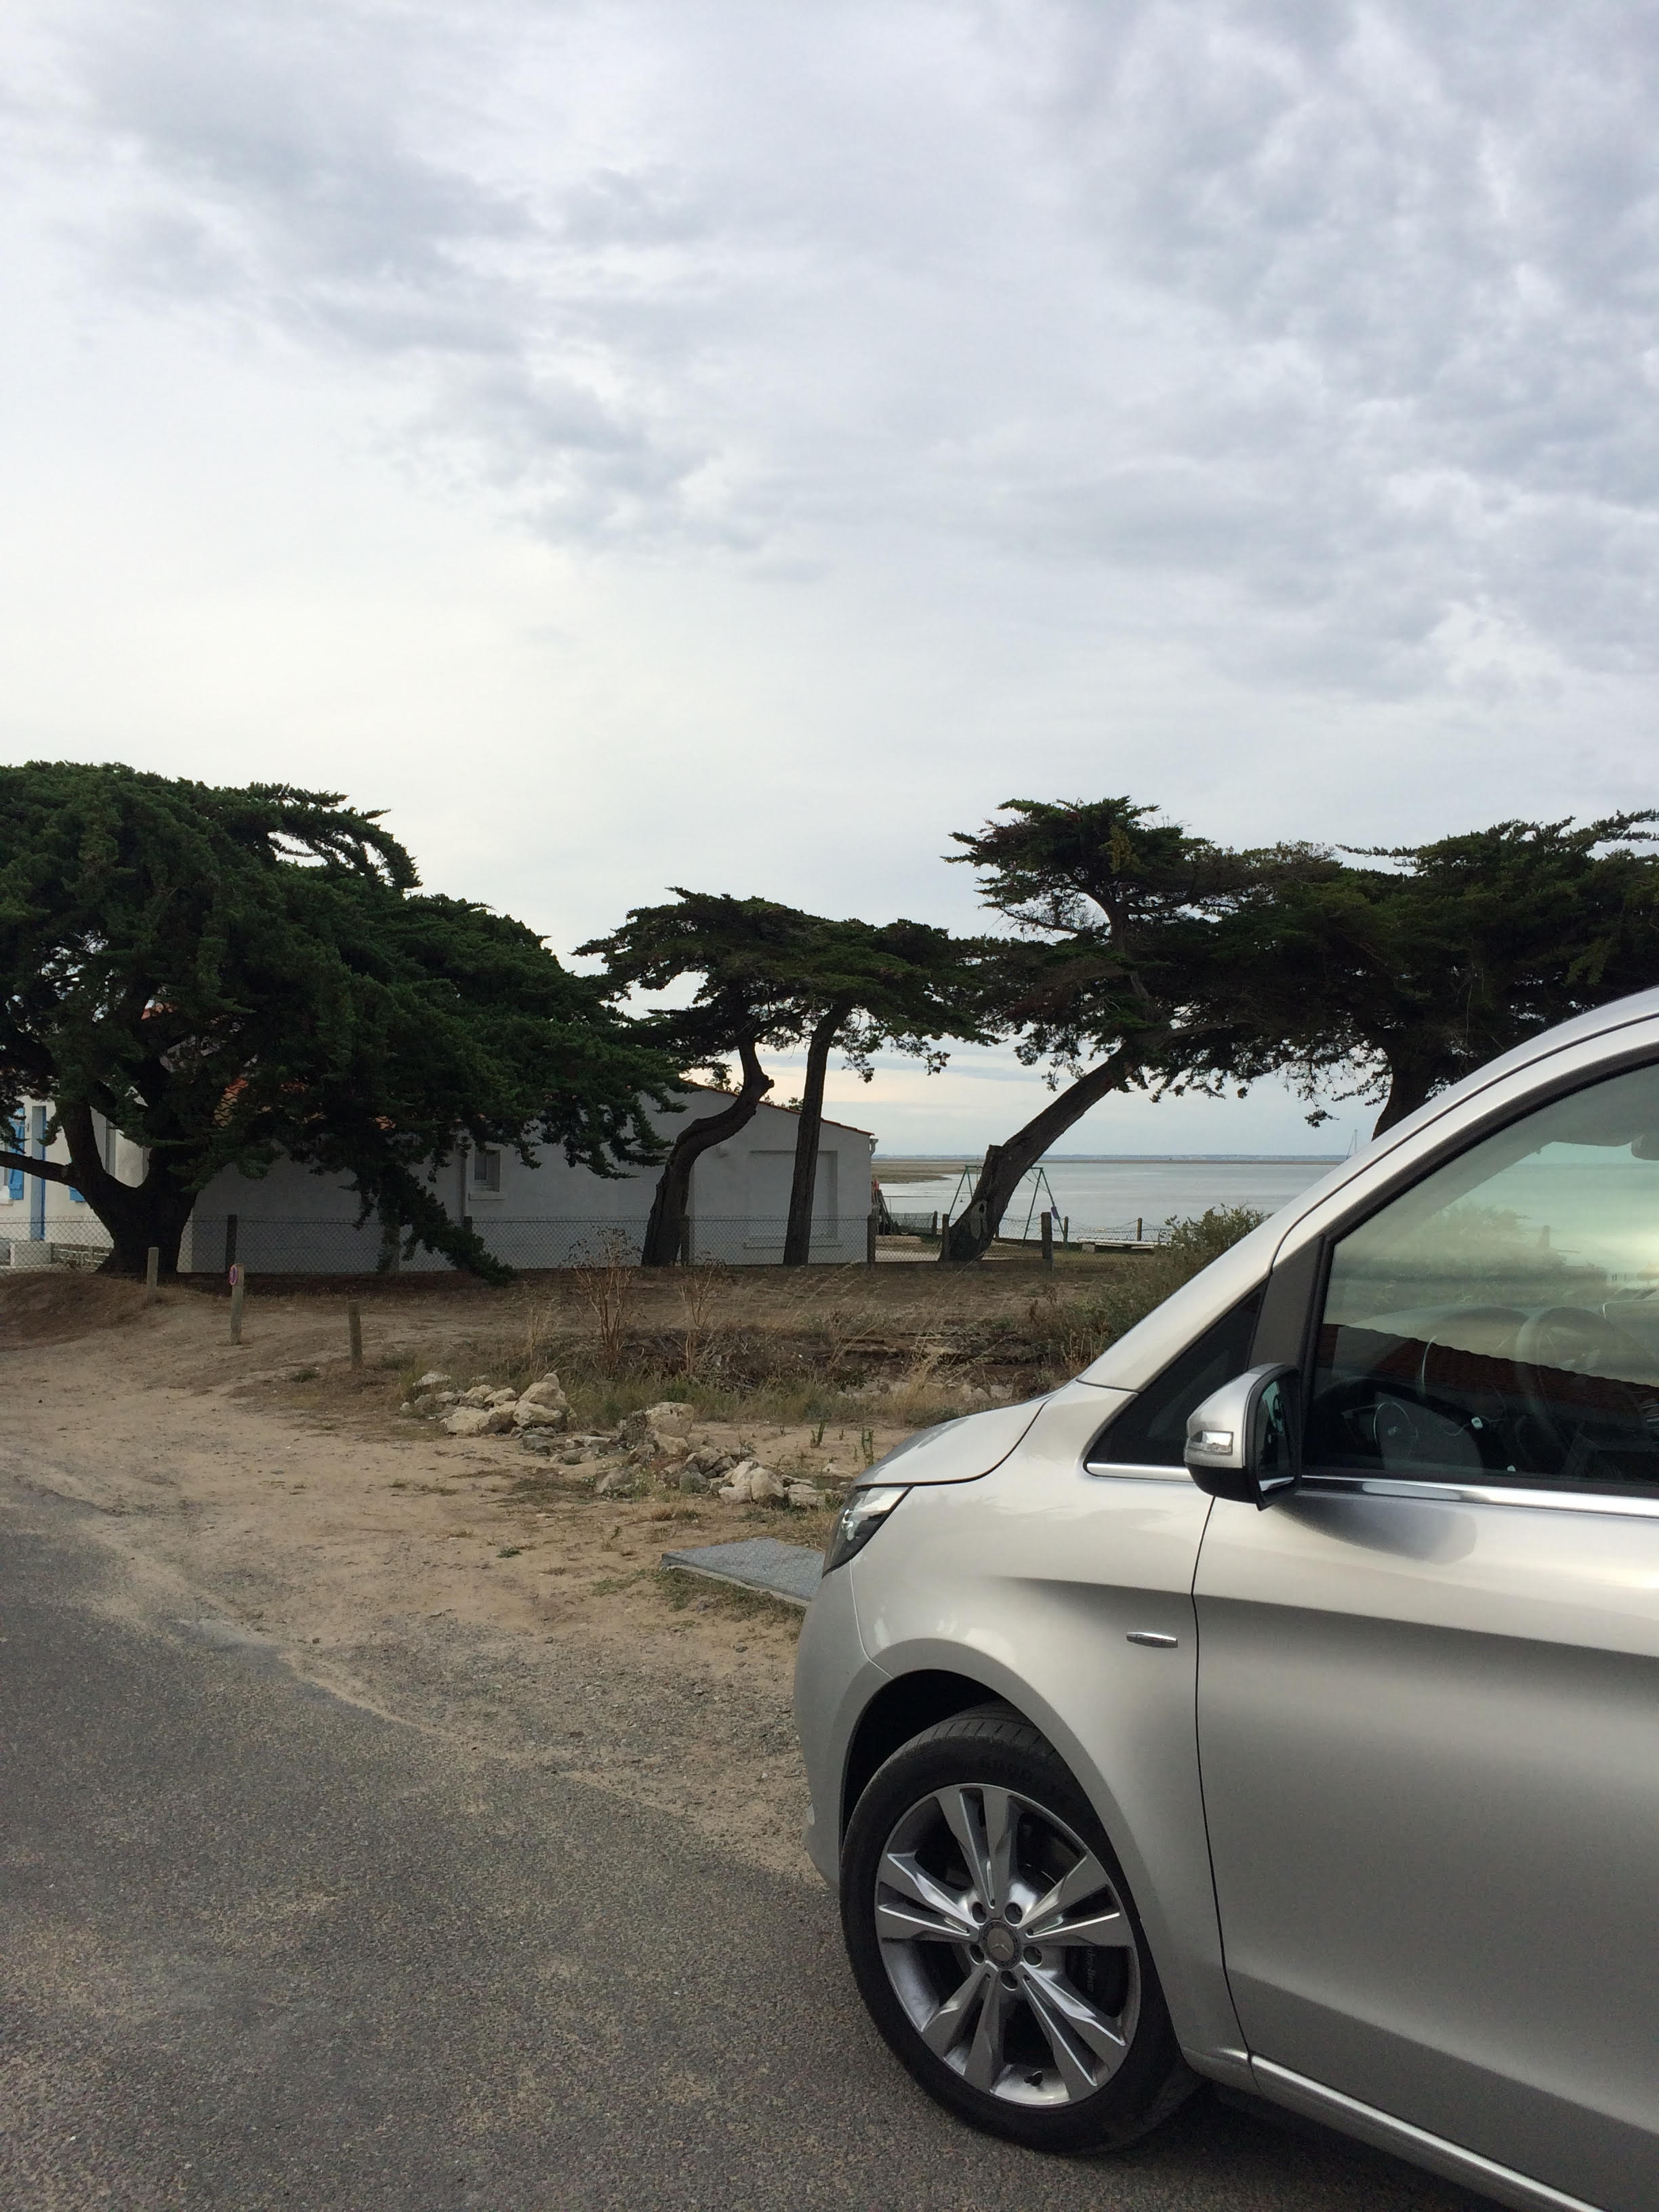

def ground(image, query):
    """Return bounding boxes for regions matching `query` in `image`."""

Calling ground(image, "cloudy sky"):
[4,1,1657,1154]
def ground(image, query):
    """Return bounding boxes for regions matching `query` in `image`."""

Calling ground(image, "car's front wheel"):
[841,1705,1191,2153]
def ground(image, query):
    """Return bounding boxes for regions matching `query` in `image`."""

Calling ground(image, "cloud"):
[3,1,1659,1148]
[12,0,1659,689]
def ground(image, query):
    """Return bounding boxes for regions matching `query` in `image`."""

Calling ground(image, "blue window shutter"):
[69,1185,85,1203]
[7,1114,21,1203]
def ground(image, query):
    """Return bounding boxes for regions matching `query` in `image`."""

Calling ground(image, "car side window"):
[1307,1059,1659,1493]
[1088,1292,1263,1469]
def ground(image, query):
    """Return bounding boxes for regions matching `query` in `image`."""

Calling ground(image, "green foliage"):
[1200,815,1659,1132]
[582,888,995,1264]
[1038,1206,1269,1372]
[581,890,994,1077]
[0,762,677,1274]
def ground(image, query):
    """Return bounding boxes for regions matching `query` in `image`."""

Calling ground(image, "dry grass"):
[4,1210,1261,1429]
[0,1271,155,1347]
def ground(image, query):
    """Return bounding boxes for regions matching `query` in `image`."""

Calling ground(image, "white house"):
[3,1090,878,1271]
[1,1101,145,1266]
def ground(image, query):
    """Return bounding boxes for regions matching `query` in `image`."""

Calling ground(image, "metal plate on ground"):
[660,1537,823,1610]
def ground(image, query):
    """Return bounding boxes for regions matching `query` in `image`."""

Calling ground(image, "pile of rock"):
[398,1372,836,1513]
[715,1460,825,1509]
[398,1370,570,1439]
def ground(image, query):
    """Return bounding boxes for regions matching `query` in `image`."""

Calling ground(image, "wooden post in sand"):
[1041,1210,1054,1270]
[229,1262,245,1345]
[348,1299,363,1368]
[144,1246,160,1305]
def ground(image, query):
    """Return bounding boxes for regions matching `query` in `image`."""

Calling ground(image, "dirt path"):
[0,1282,931,1879]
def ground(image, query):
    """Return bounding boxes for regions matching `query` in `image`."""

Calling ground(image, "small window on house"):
[472,1148,502,1192]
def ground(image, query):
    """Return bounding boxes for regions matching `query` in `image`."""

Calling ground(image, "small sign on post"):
[228,1262,245,1345]
[144,1246,160,1305]
[348,1299,363,1368]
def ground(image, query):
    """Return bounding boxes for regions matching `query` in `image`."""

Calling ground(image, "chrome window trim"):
[1302,1470,1659,1521]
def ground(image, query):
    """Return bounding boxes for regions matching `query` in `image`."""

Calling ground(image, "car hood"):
[853,1398,1046,1487]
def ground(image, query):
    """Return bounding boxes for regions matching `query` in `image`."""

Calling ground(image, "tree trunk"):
[939,1048,1132,1263]
[49,1100,201,1275]
[783,1000,853,1267]
[640,1038,773,1266]
[0,1099,194,1276]
[1370,1057,1439,1137]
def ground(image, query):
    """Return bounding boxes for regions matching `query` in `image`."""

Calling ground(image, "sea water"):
[876,1156,1343,1240]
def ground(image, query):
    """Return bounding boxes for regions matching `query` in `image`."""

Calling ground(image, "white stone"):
[643,1399,695,1431]
[486,1387,519,1409]
[458,1385,495,1410]
[512,1397,568,1431]
[441,1407,493,1437]
[785,1481,825,1509]
[718,1460,785,1504]
[513,1374,569,1431]
[485,1406,517,1433]
[416,1370,452,1390]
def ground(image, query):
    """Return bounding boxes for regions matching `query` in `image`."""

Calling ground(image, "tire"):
[840,1704,1192,2154]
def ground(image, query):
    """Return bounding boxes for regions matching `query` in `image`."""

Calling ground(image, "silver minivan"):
[794,990,1659,2212]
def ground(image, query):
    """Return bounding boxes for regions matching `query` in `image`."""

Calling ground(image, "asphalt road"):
[1,1478,1491,2212]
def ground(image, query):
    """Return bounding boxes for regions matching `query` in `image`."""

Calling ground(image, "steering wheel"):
[1310,1372,1490,1474]
[1513,1305,1656,1460]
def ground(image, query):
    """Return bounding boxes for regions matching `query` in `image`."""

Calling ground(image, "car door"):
[1193,1056,1659,2212]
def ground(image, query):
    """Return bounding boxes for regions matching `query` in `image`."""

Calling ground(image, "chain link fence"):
[1,1209,1172,1275]
[0,1220,115,1269]
[182,1214,874,1273]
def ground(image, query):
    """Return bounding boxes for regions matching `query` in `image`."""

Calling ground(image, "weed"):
[497,1545,523,1558]
[859,1426,876,1466]
[676,1263,729,1377]
[571,1232,639,1374]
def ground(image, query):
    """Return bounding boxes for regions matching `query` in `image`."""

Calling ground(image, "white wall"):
[182,1088,878,1271]
[1,1102,143,1256]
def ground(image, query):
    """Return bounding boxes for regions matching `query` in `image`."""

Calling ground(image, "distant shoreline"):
[874,1151,1345,1181]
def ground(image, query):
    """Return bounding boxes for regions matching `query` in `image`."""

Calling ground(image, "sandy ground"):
[0,1278,951,1881]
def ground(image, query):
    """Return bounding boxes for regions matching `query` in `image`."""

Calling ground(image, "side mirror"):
[1184,1364,1302,1509]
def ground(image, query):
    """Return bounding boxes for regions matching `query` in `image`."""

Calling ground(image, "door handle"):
[1126,1631,1179,1648]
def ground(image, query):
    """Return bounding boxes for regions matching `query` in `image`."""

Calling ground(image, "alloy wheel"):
[872,1781,1141,2108]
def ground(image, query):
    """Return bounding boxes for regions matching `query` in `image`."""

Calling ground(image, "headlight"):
[823,1485,909,1574]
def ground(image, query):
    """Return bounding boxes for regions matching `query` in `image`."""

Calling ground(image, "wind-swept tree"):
[579,893,807,1265]
[0,763,675,1277]
[767,913,994,1264]
[582,894,994,1265]
[1208,815,1659,1135]
[941,797,1317,1261]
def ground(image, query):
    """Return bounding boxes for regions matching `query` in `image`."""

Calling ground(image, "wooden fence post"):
[1041,1210,1054,1270]
[348,1299,363,1368]
[866,1211,878,1267]
[229,1263,245,1345]
[144,1246,159,1305]
[223,1213,238,1272]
